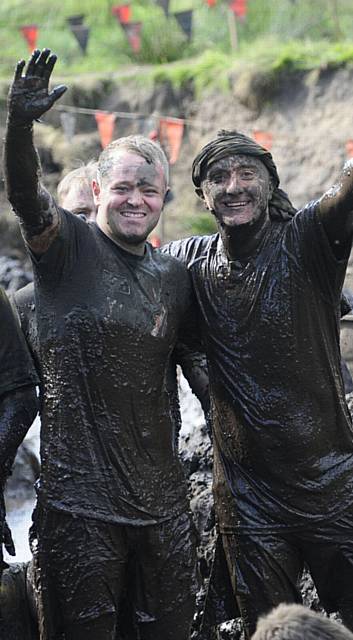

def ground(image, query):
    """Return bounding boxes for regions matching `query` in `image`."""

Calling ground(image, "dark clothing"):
[0,285,38,401]
[35,506,197,640]
[222,502,353,635]
[163,202,353,635]
[32,209,193,526]
[164,203,353,532]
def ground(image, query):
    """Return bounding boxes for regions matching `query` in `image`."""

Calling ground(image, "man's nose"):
[226,174,241,193]
[127,188,143,206]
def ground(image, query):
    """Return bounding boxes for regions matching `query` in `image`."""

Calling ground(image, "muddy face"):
[61,180,97,221]
[201,155,272,230]
[94,151,166,253]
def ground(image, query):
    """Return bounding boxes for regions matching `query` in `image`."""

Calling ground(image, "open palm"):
[8,48,67,123]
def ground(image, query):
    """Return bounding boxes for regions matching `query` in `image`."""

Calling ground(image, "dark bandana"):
[192,130,297,221]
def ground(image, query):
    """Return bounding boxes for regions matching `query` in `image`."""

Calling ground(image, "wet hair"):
[192,129,297,222]
[97,135,169,187]
[57,161,98,205]
[252,604,353,640]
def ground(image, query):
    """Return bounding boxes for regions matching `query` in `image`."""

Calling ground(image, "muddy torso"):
[164,203,353,532]
[32,210,192,525]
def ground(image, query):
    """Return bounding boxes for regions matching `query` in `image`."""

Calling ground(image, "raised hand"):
[8,48,67,125]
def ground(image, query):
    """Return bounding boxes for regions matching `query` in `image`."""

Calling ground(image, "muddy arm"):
[0,385,38,479]
[318,159,353,258]
[4,49,67,254]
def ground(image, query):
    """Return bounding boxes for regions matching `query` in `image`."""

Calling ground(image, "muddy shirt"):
[31,209,193,526]
[163,202,353,533]
[0,285,38,399]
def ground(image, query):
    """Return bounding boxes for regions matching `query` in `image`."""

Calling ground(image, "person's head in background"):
[57,161,98,221]
[252,603,353,640]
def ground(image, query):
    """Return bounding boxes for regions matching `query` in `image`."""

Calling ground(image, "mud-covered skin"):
[164,139,353,636]
[4,49,66,254]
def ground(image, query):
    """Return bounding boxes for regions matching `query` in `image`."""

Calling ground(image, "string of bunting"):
[18,0,246,55]
[54,104,353,165]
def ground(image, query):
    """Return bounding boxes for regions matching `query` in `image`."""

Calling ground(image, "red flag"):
[112,4,131,24]
[159,118,184,165]
[20,25,39,53]
[94,112,116,148]
[121,22,142,53]
[346,140,353,159]
[206,0,217,6]
[253,129,273,151]
[229,0,247,18]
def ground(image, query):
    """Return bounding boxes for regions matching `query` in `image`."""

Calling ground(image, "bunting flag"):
[67,14,85,27]
[156,0,170,16]
[112,4,131,24]
[174,10,193,40]
[229,0,247,19]
[159,118,184,164]
[60,112,77,141]
[20,25,39,53]
[346,140,353,159]
[69,25,90,54]
[252,129,273,151]
[94,112,116,148]
[206,0,217,6]
[121,22,142,53]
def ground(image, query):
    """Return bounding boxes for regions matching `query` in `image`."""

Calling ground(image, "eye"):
[112,185,128,193]
[240,170,255,179]
[210,173,226,183]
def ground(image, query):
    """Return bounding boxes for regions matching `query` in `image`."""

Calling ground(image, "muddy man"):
[4,49,203,640]
[163,130,353,637]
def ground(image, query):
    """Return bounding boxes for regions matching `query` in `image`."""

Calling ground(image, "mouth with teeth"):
[223,199,251,209]
[120,211,146,218]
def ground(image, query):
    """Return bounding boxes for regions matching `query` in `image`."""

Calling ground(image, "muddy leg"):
[221,532,303,638]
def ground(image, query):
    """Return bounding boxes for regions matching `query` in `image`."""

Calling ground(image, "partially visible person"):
[57,161,98,221]
[0,285,38,582]
[252,603,353,640]
[13,161,99,383]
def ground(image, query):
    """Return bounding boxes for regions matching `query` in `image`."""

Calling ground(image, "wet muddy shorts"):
[221,503,353,637]
[34,507,197,640]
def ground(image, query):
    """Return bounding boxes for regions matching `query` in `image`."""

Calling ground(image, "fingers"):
[43,53,58,82]
[26,48,41,76]
[13,59,26,82]
[49,84,68,106]
[23,48,58,82]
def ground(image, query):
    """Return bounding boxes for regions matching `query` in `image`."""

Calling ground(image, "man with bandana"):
[163,130,353,637]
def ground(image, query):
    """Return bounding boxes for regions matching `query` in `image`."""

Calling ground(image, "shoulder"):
[161,234,218,268]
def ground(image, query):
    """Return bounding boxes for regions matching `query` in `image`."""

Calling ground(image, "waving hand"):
[8,48,67,124]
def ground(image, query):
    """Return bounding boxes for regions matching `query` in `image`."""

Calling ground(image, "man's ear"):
[163,187,170,207]
[92,179,101,206]
[195,187,205,201]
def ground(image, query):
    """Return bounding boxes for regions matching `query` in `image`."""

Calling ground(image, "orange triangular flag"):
[112,4,131,24]
[253,129,273,151]
[159,118,184,165]
[94,112,116,148]
[20,25,39,53]
[346,140,353,159]
[121,22,142,53]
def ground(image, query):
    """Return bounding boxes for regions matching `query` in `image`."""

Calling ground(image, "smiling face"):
[93,151,167,254]
[199,154,273,229]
